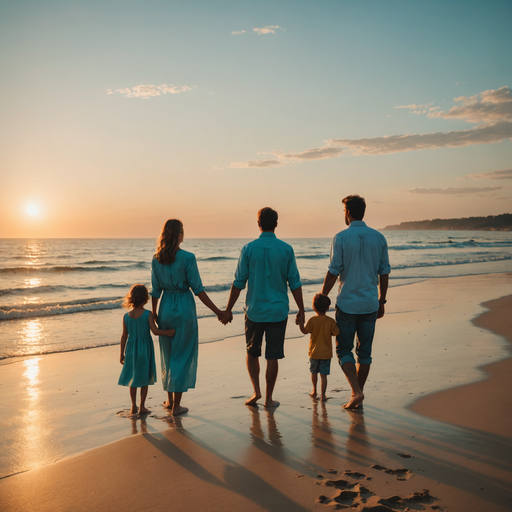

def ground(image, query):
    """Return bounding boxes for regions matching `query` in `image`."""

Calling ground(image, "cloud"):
[252,25,283,35]
[328,121,512,155]
[231,30,246,35]
[461,168,512,180]
[403,186,504,195]
[229,86,512,168]
[106,84,195,99]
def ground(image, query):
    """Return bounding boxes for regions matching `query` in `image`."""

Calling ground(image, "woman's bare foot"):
[263,400,280,408]
[162,400,173,410]
[309,390,317,399]
[342,392,364,409]
[172,406,188,416]
[130,405,139,415]
[245,392,262,406]
[139,406,151,414]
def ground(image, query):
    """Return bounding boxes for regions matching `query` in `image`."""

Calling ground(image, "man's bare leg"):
[357,363,370,392]
[264,359,279,407]
[310,373,318,399]
[245,353,262,405]
[341,362,364,409]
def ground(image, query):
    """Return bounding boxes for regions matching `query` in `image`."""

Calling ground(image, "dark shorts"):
[309,358,331,375]
[335,307,378,366]
[245,315,288,360]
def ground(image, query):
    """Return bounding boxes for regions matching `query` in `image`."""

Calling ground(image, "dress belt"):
[163,289,189,295]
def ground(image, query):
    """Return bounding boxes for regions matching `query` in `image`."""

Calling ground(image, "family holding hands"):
[118,195,390,417]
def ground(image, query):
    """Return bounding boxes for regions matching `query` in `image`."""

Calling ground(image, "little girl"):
[118,284,175,415]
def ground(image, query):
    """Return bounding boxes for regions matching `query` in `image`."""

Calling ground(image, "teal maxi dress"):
[150,250,205,393]
[118,310,157,387]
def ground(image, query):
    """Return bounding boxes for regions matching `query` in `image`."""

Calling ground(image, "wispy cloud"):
[252,25,284,35]
[403,186,504,195]
[460,168,512,180]
[231,30,246,35]
[229,86,512,169]
[106,84,195,99]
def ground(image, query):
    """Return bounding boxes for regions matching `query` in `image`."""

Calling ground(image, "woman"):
[151,219,224,415]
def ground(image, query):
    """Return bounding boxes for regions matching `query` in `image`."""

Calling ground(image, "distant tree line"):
[383,213,512,231]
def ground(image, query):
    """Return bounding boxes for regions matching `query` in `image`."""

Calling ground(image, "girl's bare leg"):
[172,392,188,416]
[139,386,150,414]
[129,387,138,414]
[163,391,173,410]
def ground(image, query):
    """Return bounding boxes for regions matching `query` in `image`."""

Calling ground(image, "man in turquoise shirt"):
[225,207,305,408]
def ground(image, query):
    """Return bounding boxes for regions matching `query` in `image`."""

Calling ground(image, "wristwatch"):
[379,299,387,304]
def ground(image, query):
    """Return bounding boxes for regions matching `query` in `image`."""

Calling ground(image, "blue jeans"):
[335,307,378,366]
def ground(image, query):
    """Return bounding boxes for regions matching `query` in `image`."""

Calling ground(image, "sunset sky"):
[1,0,511,238]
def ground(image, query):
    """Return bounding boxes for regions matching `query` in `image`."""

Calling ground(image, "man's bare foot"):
[162,400,173,409]
[130,405,138,415]
[321,395,329,402]
[309,390,317,399]
[172,406,188,416]
[245,392,262,406]
[139,406,151,414]
[263,400,280,408]
[342,393,364,409]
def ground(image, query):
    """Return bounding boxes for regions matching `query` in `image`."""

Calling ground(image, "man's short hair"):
[258,207,278,231]
[313,293,331,314]
[342,195,366,220]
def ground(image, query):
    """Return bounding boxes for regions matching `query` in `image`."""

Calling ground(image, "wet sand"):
[1,273,511,511]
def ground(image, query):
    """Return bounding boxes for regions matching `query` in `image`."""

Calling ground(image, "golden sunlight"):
[26,204,39,216]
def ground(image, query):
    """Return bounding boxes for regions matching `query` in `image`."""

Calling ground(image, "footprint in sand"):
[343,470,367,480]
[370,464,412,480]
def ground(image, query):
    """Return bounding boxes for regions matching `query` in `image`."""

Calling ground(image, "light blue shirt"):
[328,221,391,315]
[233,232,302,323]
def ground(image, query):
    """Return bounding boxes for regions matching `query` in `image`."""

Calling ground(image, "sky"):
[1,0,511,238]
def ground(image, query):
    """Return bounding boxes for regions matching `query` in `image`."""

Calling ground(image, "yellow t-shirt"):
[305,315,340,360]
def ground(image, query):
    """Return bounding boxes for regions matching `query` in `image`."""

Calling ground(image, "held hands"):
[295,309,305,327]
[217,310,233,325]
[165,328,176,337]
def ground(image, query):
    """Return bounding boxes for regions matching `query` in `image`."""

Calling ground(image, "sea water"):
[0,231,511,361]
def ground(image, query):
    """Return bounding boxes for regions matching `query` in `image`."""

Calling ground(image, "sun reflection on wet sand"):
[19,358,48,469]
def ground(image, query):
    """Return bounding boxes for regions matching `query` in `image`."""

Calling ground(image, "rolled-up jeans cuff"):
[340,354,356,366]
[357,356,372,365]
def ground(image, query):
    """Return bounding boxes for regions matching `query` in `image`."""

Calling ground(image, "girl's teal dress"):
[150,250,204,393]
[118,310,157,387]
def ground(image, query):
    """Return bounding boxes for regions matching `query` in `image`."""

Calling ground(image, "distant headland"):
[382,213,512,231]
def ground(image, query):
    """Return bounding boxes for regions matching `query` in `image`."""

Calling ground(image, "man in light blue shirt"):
[321,195,390,409]
[225,207,305,408]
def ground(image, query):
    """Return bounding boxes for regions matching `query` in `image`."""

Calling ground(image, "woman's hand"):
[120,354,124,365]
[165,329,176,337]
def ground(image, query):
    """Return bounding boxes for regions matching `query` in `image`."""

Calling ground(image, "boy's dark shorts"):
[245,315,288,360]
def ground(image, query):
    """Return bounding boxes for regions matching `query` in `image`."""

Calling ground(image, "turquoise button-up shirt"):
[233,232,302,323]
[328,221,391,315]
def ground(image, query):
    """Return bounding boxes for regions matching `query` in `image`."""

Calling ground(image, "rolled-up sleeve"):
[327,236,343,276]
[150,258,162,298]
[233,247,249,290]
[287,249,302,291]
[378,241,391,275]
[186,255,205,296]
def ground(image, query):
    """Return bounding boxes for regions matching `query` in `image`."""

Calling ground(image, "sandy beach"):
[1,273,511,511]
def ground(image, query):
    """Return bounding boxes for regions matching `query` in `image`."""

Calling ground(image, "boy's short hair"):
[313,293,331,314]
[257,207,278,231]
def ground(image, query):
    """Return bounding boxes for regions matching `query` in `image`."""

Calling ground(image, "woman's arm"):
[197,290,223,317]
[120,318,128,364]
[148,312,175,337]
[151,296,159,324]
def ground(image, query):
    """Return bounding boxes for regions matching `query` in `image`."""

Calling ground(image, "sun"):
[27,204,39,216]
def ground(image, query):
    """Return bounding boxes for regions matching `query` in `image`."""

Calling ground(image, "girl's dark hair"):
[123,284,149,309]
[155,219,183,265]
[313,293,331,314]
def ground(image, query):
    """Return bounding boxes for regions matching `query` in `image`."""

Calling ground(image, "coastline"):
[1,273,511,511]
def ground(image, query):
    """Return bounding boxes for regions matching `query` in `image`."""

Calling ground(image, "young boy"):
[300,293,340,402]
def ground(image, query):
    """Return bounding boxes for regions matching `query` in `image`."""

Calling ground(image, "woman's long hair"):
[154,219,183,265]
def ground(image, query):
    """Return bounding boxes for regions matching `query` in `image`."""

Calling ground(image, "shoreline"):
[1,273,511,511]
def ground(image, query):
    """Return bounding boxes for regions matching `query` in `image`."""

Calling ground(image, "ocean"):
[1,231,511,362]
